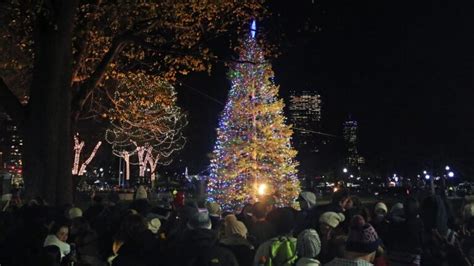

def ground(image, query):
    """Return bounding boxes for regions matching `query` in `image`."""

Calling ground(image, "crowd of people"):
[0,186,473,266]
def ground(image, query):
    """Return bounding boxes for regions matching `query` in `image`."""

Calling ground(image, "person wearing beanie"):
[295,191,318,235]
[326,215,381,266]
[68,207,83,220]
[319,212,345,229]
[296,229,321,266]
[173,208,239,266]
[318,212,346,263]
[207,201,222,230]
[135,185,148,200]
[220,214,255,266]
[148,218,161,234]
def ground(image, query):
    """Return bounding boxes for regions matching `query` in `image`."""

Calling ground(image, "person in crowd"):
[83,194,105,226]
[295,229,321,266]
[173,208,239,266]
[237,203,255,230]
[207,201,222,230]
[70,216,104,265]
[111,213,159,266]
[312,189,352,228]
[421,195,471,266]
[249,202,276,247]
[325,215,382,266]
[371,202,390,243]
[388,203,405,223]
[220,214,255,266]
[386,197,423,266]
[295,191,317,235]
[461,216,474,265]
[43,220,72,261]
[253,207,298,266]
[318,212,346,263]
[68,207,83,220]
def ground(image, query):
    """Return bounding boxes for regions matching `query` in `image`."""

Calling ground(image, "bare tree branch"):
[0,77,25,123]
[72,36,128,118]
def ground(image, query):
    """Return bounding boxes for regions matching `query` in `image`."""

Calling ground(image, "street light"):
[343,168,348,173]
[448,171,454,178]
[445,166,450,171]
[424,174,430,180]
[423,170,427,175]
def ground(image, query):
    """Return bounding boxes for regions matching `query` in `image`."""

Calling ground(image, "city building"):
[288,90,322,152]
[343,116,364,171]
[0,113,23,176]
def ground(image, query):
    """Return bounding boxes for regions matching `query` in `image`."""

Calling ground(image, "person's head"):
[92,195,103,205]
[373,202,388,221]
[404,197,420,218]
[117,214,147,242]
[70,217,91,235]
[463,203,474,222]
[332,188,351,210]
[206,202,222,217]
[187,208,212,230]
[224,214,248,238]
[50,221,70,242]
[267,207,295,236]
[240,203,253,216]
[297,191,317,210]
[345,215,381,263]
[297,229,321,259]
[135,185,148,200]
[252,202,268,220]
[319,212,345,234]
[68,207,83,220]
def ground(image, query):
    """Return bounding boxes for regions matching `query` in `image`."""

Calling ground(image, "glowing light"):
[343,168,348,173]
[445,166,450,171]
[424,174,430,180]
[72,134,102,176]
[250,20,257,38]
[423,170,427,175]
[257,183,267,196]
[448,171,454,178]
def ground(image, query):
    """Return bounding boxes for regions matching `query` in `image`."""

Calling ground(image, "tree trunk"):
[22,1,77,205]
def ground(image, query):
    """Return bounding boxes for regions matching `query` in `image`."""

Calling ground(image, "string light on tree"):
[207,20,300,210]
[72,134,102,176]
[105,73,186,183]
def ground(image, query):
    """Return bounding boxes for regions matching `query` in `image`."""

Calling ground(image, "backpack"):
[265,236,298,266]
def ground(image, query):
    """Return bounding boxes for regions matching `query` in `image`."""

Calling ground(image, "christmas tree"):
[207,22,300,210]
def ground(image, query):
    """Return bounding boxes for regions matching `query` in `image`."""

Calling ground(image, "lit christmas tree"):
[208,21,300,210]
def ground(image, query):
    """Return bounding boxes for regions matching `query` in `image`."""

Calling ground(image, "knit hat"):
[374,202,388,214]
[319,212,345,228]
[297,229,321,258]
[346,215,381,254]
[68,207,83,219]
[187,208,212,230]
[298,191,317,209]
[148,218,161,234]
[207,202,222,217]
[390,202,404,217]
[135,185,148,200]
[224,214,247,238]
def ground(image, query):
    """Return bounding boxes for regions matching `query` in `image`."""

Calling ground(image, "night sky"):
[172,0,474,179]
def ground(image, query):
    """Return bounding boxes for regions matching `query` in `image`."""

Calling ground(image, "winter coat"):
[174,228,239,266]
[112,230,160,266]
[220,235,255,266]
[248,220,276,247]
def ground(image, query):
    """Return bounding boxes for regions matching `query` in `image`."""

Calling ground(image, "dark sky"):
[173,0,474,178]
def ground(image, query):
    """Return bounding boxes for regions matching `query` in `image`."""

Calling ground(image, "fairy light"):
[207,26,300,210]
[78,141,102,176]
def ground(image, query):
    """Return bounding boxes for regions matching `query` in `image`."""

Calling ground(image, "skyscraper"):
[288,90,322,152]
[0,113,23,176]
[343,117,364,170]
